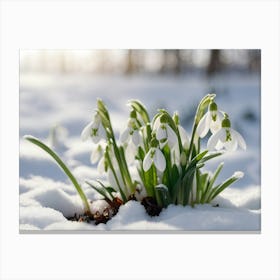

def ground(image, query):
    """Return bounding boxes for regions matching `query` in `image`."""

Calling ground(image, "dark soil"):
[67,196,162,225]
[67,197,123,225]
[141,196,162,216]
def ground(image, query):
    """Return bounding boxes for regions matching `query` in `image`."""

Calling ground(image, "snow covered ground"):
[19,72,261,232]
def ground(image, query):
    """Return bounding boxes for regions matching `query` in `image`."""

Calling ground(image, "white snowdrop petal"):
[210,119,221,134]
[92,113,101,129]
[217,111,224,121]
[92,135,101,144]
[197,112,210,138]
[90,146,102,164]
[125,143,136,165]
[81,121,93,141]
[156,126,166,141]
[97,157,105,174]
[178,125,189,147]
[207,129,223,150]
[98,125,106,140]
[132,130,140,146]
[167,125,177,148]
[219,128,227,142]
[224,138,238,151]
[120,128,130,143]
[108,169,118,190]
[143,149,153,172]
[232,129,247,150]
[154,148,166,172]
[215,140,224,150]
[153,117,161,131]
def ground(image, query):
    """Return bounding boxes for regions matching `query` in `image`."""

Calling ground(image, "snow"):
[19,72,260,231]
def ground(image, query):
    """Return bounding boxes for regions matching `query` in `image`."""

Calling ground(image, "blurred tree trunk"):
[160,50,168,73]
[207,50,222,76]
[248,50,261,72]
[174,50,182,74]
[125,50,136,74]
[160,50,182,74]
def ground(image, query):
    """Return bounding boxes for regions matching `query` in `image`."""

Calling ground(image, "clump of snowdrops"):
[24,93,246,221]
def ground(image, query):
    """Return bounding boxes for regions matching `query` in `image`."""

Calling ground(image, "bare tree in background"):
[207,49,222,76]
[125,50,137,74]
[160,50,183,74]
[248,50,261,72]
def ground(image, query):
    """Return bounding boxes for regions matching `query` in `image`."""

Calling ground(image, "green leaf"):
[200,152,223,164]
[129,100,150,124]
[96,180,116,200]
[24,135,91,213]
[86,180,110,201]
[208,171,244,202]
[201,163,224,203]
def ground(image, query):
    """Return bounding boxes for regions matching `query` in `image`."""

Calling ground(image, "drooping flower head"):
[207,117,246,151]
[90,143,104,164]
[120,110,141,147]
[173,111,190,150]
[81,112,106,144]
[197,101,224,138]
[143,138,166,172]
[154,115,177,149]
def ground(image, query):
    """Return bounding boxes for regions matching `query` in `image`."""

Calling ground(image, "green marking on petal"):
[209,102,218,111]
[226,129,232,141]
[222,118,231,128]
[91,128,98,136]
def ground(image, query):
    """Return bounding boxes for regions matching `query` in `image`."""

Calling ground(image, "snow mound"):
[20,206,66,229]
[19,182,260,231]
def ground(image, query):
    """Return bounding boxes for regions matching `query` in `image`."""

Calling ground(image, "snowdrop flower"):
[178,125,189,149]
[81,112,106,144]
[97,156,106,174]
[154,116,177,149]
[197,102,224,138]
[90,144,104,164]
[120,115,140,147]
[207,118,246,151]
[143,139,166,172]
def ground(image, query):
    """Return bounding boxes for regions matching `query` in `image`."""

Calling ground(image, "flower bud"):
[173,112,179,125]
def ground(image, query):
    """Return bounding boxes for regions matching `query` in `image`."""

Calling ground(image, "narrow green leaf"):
[129,100,150,124]
[200,152,223,164]
[201,163,224,203]
[208,172,244,202]
[24,135,91,213]
[86,180,110,201]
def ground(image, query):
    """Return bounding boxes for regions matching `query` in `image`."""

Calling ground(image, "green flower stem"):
[119,146,135,192]
[187,94,216,161]
[105,147,128,202]
[97,99,134,193]
[24,135,91,214]
[187,123,198,162]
